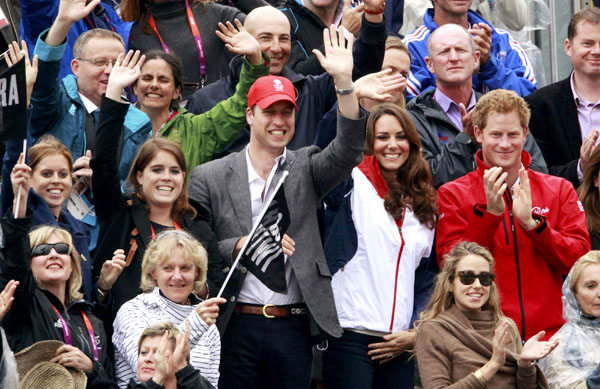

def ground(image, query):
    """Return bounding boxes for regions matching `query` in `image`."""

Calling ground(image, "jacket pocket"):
[316,260,332,278]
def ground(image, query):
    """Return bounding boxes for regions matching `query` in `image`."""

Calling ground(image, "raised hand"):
[482,167,507,216]
[512,168,538,230]
[106,50,146,101]
[354,69,406,103]
[469,23,492,65]
[172,320,191,372]
[98,249,127,292]
[459,103,474,139]
[0,280,18,322]
[580,128,599,173]
[73,150,93,180]
[57,0,101,25]
[5,41,39,106]
[313,26,354,85]
[216,19,262,65]
[367,330,415,364]
[152,331,173,385]
[490,320,510,367]
[341,0,363,37]
[11,153,31,218]
[196,297,226,326]
[362,0,385,22]
[519,331,559,367]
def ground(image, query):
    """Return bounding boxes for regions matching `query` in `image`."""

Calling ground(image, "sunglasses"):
[455,270,496,286]
[31,243,70,257]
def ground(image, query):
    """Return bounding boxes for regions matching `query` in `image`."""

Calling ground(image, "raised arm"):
[179,20,270,172]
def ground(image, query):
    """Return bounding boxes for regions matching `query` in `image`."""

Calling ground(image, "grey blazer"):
[189,110,367,337]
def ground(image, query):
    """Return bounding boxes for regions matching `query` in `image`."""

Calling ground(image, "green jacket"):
[158,53,270,173]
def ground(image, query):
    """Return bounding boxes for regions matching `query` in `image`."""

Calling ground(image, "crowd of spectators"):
[0,0,599,388]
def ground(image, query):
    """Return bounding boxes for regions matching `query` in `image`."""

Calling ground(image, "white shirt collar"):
[78,93,99,114]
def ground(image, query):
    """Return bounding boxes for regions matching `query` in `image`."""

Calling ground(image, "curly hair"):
[472,89,530,132]
[365,103,437,228]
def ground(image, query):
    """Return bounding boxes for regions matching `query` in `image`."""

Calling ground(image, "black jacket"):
[279,0,329,76]
[407,88,548,189]
[525,77,581,188]
[90,98,225,324]
[185,13,386,154]
[0,212,117,389]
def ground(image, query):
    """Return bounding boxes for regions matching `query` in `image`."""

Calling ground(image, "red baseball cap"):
[247,75,297,111]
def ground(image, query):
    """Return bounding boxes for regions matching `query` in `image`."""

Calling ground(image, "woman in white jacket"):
[321,103,437,389]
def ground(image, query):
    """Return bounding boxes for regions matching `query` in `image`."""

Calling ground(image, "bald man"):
[185,4,386,154]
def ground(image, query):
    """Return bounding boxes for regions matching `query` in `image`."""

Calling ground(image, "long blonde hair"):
[28,226,83,306]
[415,241,510,330]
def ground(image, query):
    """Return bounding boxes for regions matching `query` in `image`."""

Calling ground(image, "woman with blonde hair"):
[112,230,225,388]
[129,321,212,388]
[539,251,600,388]
[0,219,115,387]
[415,241,557,388]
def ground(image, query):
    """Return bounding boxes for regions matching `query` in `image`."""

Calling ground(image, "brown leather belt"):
[234,303,308,318]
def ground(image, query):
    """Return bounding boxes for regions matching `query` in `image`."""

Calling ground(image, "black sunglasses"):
[455,270,496,286]
[31,243,70,257]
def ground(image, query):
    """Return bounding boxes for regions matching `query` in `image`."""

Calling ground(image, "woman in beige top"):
[415,241,558,388]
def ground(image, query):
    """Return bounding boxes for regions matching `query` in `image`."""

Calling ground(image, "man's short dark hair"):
[568,7,600,42]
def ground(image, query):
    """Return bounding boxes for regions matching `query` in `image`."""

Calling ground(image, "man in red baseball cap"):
[189,27,375,388]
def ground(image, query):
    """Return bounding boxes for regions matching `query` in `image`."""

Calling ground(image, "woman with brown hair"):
[120,0,245,98]
[321,103,437,388]
[578,147,600,249]
[415,241,557,388]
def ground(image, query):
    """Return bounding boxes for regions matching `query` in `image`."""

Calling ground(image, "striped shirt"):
[112,287,221,388]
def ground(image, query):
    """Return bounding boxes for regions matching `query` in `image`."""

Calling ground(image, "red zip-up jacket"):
[436,150,590,341]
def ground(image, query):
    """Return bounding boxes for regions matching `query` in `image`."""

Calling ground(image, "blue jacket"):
[402,9,536,99]
[31,30,152,182]
[20,0,132,80]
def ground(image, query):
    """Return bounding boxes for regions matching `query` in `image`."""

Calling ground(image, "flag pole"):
[13,138,27,218]
[217,171,289,298]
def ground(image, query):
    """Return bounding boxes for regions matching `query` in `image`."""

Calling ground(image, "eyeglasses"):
[455,270,496,286]
[76,58,117,68]
[31,243,70,257]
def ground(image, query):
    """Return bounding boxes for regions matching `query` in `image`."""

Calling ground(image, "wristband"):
[473,369,487,386]
[335,85,354,95]
[364,2,386,14]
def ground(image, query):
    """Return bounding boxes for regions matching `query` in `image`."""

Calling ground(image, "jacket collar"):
[358,155,389,199]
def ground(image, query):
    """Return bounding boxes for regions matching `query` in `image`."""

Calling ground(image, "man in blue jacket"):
[402,0,536,99]
[29,0,151,250]
[30,0,151,183]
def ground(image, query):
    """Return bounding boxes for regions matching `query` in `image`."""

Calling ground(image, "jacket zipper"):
[505,192,526,341]
[389,207,407,332]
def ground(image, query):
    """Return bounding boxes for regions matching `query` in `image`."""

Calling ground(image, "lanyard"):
[51,305,99,362]
[147,0,207,86]
[150,220,182,241]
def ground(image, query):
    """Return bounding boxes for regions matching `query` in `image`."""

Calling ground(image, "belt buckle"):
[262,303,275,318]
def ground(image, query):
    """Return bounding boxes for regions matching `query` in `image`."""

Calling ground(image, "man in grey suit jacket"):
[189,27,366,389]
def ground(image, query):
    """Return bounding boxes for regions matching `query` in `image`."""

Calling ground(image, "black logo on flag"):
[0,57,27,141]
[240,183,290,293]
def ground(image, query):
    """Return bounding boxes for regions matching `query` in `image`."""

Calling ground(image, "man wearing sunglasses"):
[436,88,591,342]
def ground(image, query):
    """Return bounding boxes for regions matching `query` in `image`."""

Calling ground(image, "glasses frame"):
[76,57,117,68]
[31,242,71,257]
[454,270,496,287]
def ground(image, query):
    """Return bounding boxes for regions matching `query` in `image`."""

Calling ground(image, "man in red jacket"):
[436,89,591,341]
